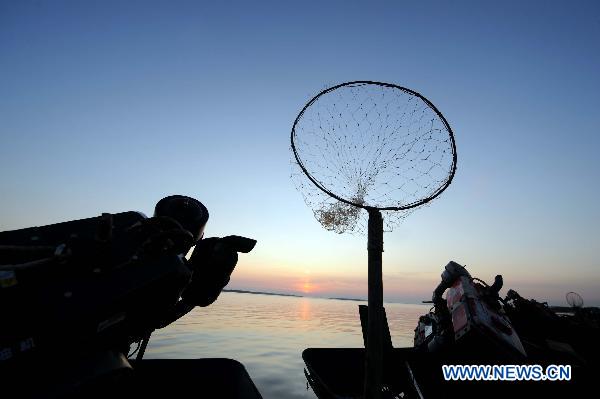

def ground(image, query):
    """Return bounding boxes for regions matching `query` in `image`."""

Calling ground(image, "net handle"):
[364,208,384,398]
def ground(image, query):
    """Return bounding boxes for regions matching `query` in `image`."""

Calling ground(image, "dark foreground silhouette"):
[0,195,261,398]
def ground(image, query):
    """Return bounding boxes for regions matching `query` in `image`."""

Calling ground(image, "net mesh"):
[566,292,584,308]
[291,82,455,234]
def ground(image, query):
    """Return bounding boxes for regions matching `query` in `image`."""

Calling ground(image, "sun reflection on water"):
[298,298,311,321]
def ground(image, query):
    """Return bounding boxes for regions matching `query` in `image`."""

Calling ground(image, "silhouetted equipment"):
[359,305,393,352]
[292,81,457,398]
[415,262,526,360]
[0,195,260,398]
[184,235,256,307]
[154,195,209,243]
[503,288,599,367]
[303,261,599,399]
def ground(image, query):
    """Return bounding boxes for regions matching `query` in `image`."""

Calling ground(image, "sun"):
[302,281,313,294]
[301,282,314,294]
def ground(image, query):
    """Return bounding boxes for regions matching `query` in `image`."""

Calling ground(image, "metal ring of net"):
[566,292,584,308]
[291,81,457,234]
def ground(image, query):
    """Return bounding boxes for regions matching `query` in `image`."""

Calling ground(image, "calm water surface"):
[146,292,429,399]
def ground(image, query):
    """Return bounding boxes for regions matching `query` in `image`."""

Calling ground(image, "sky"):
[1,0,599,305]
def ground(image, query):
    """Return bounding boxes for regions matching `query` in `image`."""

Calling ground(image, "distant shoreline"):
[224,289,372,303]
[329,297,366,302]
[223,289,303,298]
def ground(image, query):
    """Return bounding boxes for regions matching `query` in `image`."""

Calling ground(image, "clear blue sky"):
[1,0,599,305]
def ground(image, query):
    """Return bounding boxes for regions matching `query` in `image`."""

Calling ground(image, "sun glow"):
[301,282,314,293]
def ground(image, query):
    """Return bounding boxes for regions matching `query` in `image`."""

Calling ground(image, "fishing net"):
[566,292,584,308]
[291,81,456,234]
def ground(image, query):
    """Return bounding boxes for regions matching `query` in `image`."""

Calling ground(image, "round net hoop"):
[566,291,584,308]
[291,81,457,233]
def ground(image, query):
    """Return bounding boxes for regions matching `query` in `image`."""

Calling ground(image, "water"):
[146,292,429,399]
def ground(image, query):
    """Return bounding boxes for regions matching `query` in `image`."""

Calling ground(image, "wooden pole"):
[364,209,383,399]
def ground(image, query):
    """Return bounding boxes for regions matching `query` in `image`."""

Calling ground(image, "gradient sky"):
[1,1,599,305]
